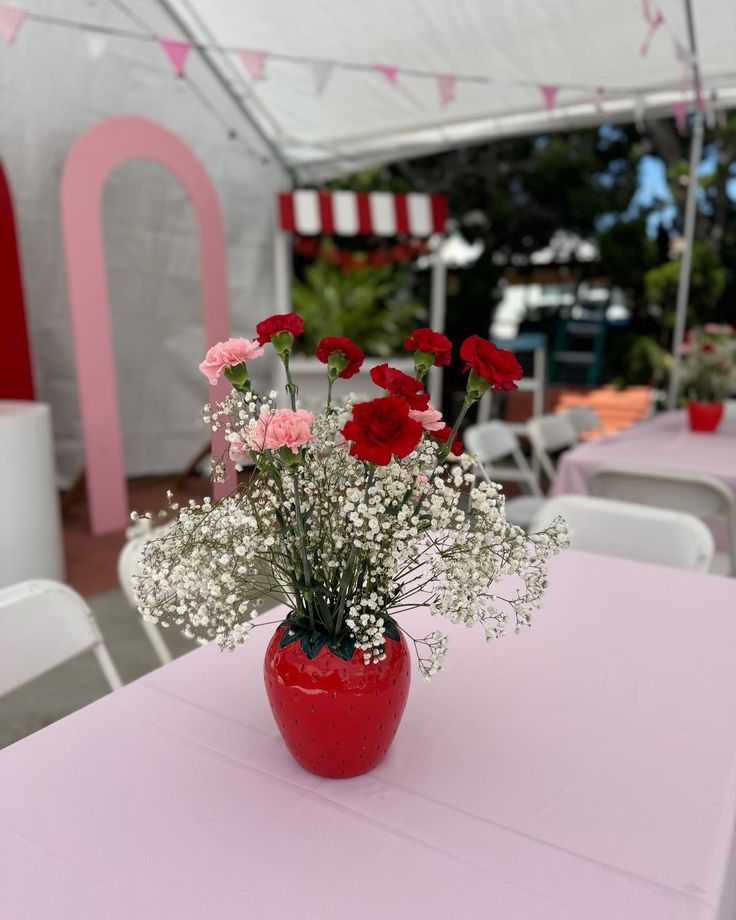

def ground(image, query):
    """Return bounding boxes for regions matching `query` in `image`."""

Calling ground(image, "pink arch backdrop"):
[60,117,231,535]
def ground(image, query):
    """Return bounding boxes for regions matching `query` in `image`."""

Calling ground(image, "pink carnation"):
[408,406,445,432]
[199,338,264,385]
[247,409,315,454]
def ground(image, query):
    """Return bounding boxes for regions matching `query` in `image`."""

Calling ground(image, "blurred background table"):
[3,551,736,919]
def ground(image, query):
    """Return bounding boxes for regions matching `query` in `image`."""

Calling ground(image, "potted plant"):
[288,255,424,407]
[680,325,736,432]
[134,317,568,778]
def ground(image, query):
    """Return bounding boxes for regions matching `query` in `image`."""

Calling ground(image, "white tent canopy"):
[2,0,733,485]
[165,0,736,181]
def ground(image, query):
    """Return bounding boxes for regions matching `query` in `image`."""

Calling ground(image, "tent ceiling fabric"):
[167,0,736,181]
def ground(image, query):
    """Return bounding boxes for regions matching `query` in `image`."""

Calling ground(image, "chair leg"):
[93,643,124,691]
[141,618,173,665]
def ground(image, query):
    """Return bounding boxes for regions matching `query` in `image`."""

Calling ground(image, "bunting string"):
[0,1,723,139]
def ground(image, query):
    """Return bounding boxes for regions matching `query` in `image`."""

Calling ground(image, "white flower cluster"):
[134,385,569,678]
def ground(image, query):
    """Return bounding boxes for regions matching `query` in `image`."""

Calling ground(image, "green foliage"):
[598,218,658,304]
[612,333,670,387]
[644,243,727,326]
[292,257,426,356]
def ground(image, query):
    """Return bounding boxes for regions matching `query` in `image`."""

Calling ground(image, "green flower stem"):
[326,377,334,411]
[291,473,316,633]
[439,398,473,458]
[282,353,298,411]
[334,465,375,635]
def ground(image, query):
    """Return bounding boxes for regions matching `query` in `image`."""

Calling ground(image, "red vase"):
[687,401,723,433]
[264,625,411,778]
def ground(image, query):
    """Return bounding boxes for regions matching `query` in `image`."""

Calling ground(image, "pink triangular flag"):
[640,9,664,56]
[673,99,688,135]
[376,64,399,85]
[0,4,26,46]
[539,85,558,111]
[238,49,267,82]
[159,38,191,77]
[311,60,333,95]
[437,74,456,107]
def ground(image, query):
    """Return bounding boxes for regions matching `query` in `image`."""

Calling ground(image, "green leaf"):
[383,617,400,642]
[327,633,356,661]
[300,633,328,659]
[279,625,303,648]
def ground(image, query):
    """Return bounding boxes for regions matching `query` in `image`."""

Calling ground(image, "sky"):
[633,151,736,236]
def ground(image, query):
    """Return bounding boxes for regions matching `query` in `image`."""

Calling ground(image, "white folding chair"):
[526,412,579,482]
[565,405,601,436]
[589,466,736,576]
[464,420,543,529]
[530,495,714,572]
[0,579,122,697]
[118,530,173,666]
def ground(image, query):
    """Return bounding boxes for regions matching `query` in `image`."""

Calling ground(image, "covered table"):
[2,550,736,919]
[553,410,736,546]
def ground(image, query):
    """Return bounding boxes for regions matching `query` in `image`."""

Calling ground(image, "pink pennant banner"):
[639,0,664,56]
[590,89,604,112]
[376,64,399,85]
[311,60,333,96]
[539,84,558,112]
[159,38,192,77]
[0,4,26,46]
[673,99,688,135]
[238,49,267,82]
[437,74,455,107]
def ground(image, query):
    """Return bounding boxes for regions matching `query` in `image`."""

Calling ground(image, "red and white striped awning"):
[278,190,448,237]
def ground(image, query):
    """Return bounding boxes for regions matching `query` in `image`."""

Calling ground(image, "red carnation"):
[316,336,365,379]
[701,343,715,353]
[404,328,452,367]
[432,424,463,457]
[459,336,522,392]
[370,364,430,410]
[256,312,305,344]
[341,396,424,466]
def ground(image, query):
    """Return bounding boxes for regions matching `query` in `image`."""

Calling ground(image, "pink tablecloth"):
[554,410,736,498]
[3,551,736,919]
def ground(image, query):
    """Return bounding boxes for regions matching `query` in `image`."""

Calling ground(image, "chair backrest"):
[118,532,148,608]
[589,466,736,574]
[0,579,122,696]
[565,405,600,435]
[589,466,734,518]
[526,412,578,481]
[530,495,715,571]
[464,420,542,497]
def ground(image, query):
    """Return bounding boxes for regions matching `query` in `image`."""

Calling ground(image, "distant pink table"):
[553,411,736,548]
[3,551,736,919]
[554,410,736,497]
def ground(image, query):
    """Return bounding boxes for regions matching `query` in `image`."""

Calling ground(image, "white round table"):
[0,401,64,588]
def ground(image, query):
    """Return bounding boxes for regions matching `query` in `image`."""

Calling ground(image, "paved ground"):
[0,589,196,749]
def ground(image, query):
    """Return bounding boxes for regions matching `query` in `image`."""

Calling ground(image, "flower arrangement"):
[134,316,568,682]
[680,324,736,403]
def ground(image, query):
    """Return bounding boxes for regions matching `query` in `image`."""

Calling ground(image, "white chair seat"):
[530,495,714,572]
[505,495,545,529]
[0,579,122,697]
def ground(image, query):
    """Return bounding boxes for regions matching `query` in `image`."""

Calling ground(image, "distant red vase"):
[687,401,723,433]
[264,625,411,778]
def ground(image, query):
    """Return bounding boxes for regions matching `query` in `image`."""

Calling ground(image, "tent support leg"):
[667,113,704,410]
[273,229,292,405]
[428,252,447,410]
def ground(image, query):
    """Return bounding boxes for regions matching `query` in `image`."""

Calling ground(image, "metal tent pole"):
[667,114,704,408]
[667,0,705,409]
